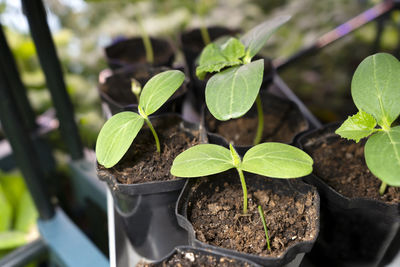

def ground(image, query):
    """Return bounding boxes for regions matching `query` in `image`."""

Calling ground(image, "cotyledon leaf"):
[241,142,313,178]
[139,70,185,116]
[96,112,144,168]
[335,110,377,143]
[205,59,264,121]
[351,53,400,128]
[171,144,234,177]
[365,126,400,186]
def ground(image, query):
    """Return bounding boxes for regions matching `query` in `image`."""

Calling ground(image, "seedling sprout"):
[258,205,271,251]
[171,142,313,214]
[96,70,185,168]
[195,16,290,145]
[336,53,400,195]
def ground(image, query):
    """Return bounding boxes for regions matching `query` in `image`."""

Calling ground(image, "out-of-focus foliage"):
[0,171,39,257]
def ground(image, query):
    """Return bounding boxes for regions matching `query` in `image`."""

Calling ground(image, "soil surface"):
[187,174,318,257]
[205,93,308,146]
[137,249,255,267]
[303,132,400,204]
[98,116,199,184]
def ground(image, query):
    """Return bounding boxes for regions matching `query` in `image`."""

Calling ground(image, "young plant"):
[195,16,290,145]
[171,142,313,214]
[96,70,185,168]
[258,205,271,251]
[335,53,400,195]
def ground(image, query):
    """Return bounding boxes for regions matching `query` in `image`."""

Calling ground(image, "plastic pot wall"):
[176,170,320,267]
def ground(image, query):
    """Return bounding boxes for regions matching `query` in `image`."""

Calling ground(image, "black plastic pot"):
[97,114,207,261]
[203,90,309,155]
[97,64,187,116]
[137,246,262,266]
[296,123,400,267]
[176,170,320,267]
[105,37,175,70]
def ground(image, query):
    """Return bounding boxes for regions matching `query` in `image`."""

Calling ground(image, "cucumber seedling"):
[171,142,313,214]
[336,53,400,195]
[195,16,290,145]
[96,70,185,168]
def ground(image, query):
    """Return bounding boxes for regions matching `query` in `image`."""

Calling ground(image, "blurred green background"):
[1,0,399,262]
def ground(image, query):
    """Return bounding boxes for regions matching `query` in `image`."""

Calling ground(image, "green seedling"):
[335,53,400,195]
[96,70,185,168]
[195,16,290,145]
[171,142,313,214]
[258,205,271,251]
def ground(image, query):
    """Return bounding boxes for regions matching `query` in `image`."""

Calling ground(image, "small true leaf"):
[139,70,185,116]
[335,110,377,142]
[365,126,400,186]
[96,112,144,168]
[240,15,291,59]
[241,143,313,178]
[196,38,245,80]
[171,144,234,177]
[205,59,264,120]
[351,53,400,128]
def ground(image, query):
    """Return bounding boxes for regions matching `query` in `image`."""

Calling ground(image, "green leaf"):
[96,112,144,168]
[196,38,245,80]
[171,144,234,177]
[240,15,291,59]
[365,126,400,186]
[335,110,377,142]
[205,59,264,121]
[139,70,185,116]
[351,53,400,128]
[0,184,12,232]
[241,143,313,178]
[0,231,28,250]
[15,190,38,233]
[220,38,245,62]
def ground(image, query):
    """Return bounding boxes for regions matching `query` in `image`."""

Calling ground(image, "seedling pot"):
[175,170,320,267]
[296,123,400,267]
[98,64,187,116]
[97,114,206,260]
[204,90,309,155]
[105,37,175,69]
[137,246,262,266]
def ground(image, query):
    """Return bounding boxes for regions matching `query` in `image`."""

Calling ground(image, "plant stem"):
[144,118,160,153]
[379,182,387,195]
[137,15,154,64]
[258,205,271,251]
[236,168,248,214]
[200,25,211,45]
[253,94,264,145]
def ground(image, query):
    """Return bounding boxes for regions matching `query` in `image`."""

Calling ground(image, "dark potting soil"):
[188,175,318,257]
[304,136,400,204]
[137,249,255,267]
[205,94,308,146]
[99,117,199,184]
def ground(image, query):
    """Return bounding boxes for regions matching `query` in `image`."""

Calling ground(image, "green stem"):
[236,168,248,214]
[379,182,387,195]
[258,205,271,251]
[144,118,160,153]
[253,94,264,145]
[137,15,154,64]
[200,25,211,45]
